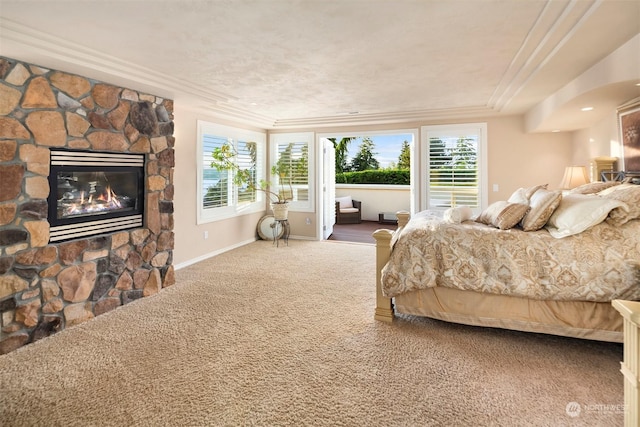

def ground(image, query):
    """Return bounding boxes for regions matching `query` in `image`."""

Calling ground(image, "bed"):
[373,181,640,342]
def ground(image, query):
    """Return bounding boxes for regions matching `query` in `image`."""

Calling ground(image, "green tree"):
[350,137,380,171]
[451,138,476,169]
[429,138,451,184]
[429,138,449,167]
[449,137,477,184]
[429,137,477,184]
[397,140,411,169]
[328,137,354,173]
[273,142,308,199]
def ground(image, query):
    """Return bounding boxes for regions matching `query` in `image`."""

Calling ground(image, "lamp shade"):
[559,166,589,189]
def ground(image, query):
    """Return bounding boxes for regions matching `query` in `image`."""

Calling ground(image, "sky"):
[344,133,413,168]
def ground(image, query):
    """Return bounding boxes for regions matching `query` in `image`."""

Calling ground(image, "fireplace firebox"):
[47,149,145,242]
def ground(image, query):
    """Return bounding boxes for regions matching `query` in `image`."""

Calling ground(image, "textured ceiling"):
[0,0,639,130]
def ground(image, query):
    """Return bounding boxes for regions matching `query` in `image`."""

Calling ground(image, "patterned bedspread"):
[381,211,640,302]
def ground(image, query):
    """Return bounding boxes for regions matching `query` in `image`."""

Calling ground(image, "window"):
[421,124,487,212]
[197,121,266,223]
[270,132,314,212]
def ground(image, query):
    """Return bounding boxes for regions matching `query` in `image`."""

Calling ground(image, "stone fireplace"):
[0,56,176,354]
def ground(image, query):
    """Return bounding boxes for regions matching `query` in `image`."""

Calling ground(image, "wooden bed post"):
[396,211,410,228]
[373,228,394,322]
[372,211,410,322]
[612,300,640,427]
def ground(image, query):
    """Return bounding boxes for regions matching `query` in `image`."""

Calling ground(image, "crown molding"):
[270,106,501,129]
[488,0,599,111]
[180,102,277,129]
[0,18,233,104]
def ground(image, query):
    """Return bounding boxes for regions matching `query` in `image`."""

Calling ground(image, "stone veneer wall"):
[0,57,175,354]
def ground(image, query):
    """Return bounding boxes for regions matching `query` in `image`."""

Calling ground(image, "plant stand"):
[271,219,290,247]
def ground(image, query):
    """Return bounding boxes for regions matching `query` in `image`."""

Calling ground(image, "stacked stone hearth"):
[0,57,175,354]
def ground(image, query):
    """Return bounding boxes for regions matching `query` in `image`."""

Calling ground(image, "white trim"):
[269,132,315,212]
[420,123,488,214]
[197,121,267,224]
[288,235,317,241]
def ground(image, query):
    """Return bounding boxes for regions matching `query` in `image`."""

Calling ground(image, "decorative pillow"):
[599,185,640,226]
[335,196,353,209]
[569,181,620,195]
[443,206,473,223]
[508,184,548,204]
[545,194,627,238]
[476,201,530,230]
[524,183,548,199]
[520,189,562,231]
[507,188,529,204]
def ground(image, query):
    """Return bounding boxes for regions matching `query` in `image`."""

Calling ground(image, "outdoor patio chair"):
[335,196,362,224]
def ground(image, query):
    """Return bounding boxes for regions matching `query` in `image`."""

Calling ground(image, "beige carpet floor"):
[0,240,625,426]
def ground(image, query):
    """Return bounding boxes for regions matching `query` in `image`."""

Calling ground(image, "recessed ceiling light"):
[552,129,561,133]
[635,83,640,86]
[581,107,594,111]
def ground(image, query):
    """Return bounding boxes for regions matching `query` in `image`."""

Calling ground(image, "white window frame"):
[270,132,315,212]
[197,121,267,224]
[420,123,488,214]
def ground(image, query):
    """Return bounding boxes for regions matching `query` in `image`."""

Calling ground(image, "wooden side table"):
[378,212,397,224]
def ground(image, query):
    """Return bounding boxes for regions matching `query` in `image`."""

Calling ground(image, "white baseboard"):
[174,238,256,270]
[287,235,318,241]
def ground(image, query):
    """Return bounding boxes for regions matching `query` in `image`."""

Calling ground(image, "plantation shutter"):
[275,142,309,202]
[236,140,258,204]
[202,134,230,209]
[197,120,266,224]
[426,130,480,209]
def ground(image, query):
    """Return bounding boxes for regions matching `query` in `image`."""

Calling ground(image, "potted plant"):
[211,142,293,220]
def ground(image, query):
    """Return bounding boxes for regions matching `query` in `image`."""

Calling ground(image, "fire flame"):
[62,185,125,217]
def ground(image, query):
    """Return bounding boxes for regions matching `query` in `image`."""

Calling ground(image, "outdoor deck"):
[328,220,397,244]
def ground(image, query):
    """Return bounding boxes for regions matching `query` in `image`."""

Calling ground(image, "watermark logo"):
[566,402,581,418]
[565,401,626,417]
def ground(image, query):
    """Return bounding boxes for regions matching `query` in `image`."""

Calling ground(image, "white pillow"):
[507,188,529,204]
[335,196,353,209]
[443,206,473,223]
[545,194,628,238]
[507,184,549,205]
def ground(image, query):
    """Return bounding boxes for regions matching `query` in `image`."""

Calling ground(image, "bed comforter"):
[381,211,640,302]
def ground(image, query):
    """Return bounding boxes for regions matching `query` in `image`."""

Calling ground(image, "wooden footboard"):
[373,211,410,322]
[612,300,640,427]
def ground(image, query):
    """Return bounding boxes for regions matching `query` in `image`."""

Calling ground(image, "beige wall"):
[174,113,577,266]
[571,111,623,172]
[172,109,324,267]
[173,108,267,267]
[484,116,573,201]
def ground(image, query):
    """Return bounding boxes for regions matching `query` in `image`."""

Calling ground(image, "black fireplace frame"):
[47,149,146,242]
